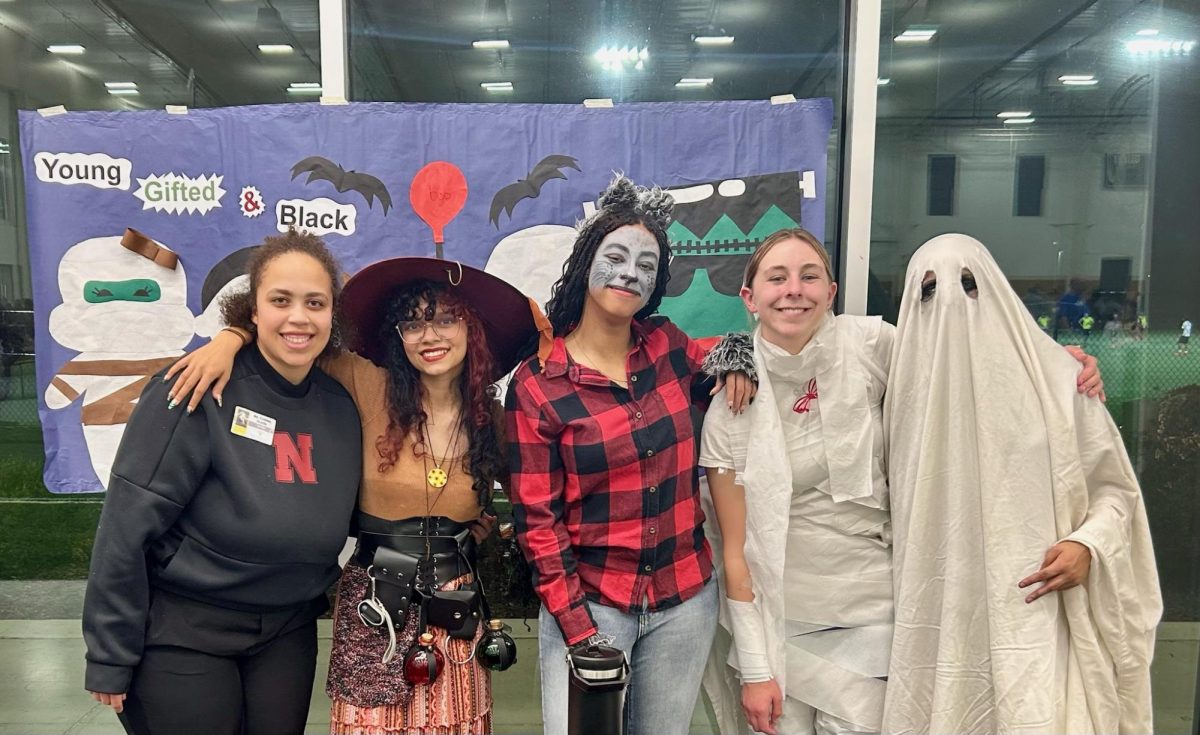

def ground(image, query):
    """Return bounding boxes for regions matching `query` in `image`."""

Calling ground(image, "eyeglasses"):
[396,314,464,344]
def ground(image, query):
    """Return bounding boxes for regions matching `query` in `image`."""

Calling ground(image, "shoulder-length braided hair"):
[543,209,673,337]
[375,280,504,508]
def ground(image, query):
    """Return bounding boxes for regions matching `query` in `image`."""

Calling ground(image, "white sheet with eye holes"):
[882,233,1161,735]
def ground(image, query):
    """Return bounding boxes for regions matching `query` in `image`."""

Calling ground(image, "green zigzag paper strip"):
[668,205,800,250]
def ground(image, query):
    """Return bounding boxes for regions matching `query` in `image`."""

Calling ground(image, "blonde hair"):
[742,228,835,288]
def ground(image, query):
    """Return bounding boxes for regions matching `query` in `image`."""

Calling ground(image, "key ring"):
[356,566,397,663]
[445,633,476,666]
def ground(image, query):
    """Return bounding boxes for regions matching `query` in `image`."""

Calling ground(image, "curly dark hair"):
[375,280,506,508]
[543,209,673,336]
[219,228,347,358]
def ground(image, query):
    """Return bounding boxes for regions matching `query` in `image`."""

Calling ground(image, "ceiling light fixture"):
[1135,28,1159,36]
[877,78,891,86]
[997,111,1031,118]
[104,82,138,89]
[1062,79,1099,86]
[258,44,294,54]
[895,26,937,43]
[1058,74,1094,81]
[472,39,510,49]
[287,82,322,94]
[1125,37,1195,55]
[694,35,735,45]
[675,78,713,88]
[1003,117,1036,125]
[47,44,86,54]
[108,88,140,96]
[594,45,649,72]
[481,81,514,91]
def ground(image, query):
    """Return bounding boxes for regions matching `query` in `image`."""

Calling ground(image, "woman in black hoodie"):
[82,229,363,735]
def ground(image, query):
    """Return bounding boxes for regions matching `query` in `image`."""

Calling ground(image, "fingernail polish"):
[185,406,193,415]
[216,397,223,408]
[167,399,177,410]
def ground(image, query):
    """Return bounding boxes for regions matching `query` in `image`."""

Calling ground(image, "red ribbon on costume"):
[792,378,818,414]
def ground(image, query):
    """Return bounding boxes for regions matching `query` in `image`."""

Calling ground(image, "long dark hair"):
[375,280,504,508]
[543,209,673,336]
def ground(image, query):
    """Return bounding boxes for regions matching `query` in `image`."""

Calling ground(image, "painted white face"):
[587,223,660,312]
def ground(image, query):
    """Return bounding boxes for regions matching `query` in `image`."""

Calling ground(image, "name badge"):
[230,406,277,445]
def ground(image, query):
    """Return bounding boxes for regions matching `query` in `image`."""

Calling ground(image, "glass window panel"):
[348,0,848,262]
[871,0,1200,730]
[0,0,320,580]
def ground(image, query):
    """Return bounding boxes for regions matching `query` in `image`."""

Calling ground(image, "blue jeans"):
[537,579,719,735]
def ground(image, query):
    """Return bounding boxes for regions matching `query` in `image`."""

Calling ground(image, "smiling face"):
[400,298,469,382]
[251,251,334,384]
[741,236,837,353]
[585,223,661,319]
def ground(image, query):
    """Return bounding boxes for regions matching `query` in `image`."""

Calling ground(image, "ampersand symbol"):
[242,191,261,212]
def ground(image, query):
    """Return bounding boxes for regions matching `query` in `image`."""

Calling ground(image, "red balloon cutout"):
[409,162,468,254]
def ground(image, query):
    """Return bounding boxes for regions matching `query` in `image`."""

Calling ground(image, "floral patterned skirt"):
[327,561,492,734]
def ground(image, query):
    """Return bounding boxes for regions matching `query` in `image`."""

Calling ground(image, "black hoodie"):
[83,346,362,694]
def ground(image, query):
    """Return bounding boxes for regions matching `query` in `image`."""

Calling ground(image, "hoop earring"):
[446,261,464,286]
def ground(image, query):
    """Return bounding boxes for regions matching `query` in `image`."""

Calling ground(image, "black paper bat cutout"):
[290,156,393,214]
[489,154,581,227]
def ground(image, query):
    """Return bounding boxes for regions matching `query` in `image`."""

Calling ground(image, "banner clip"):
[583,98,614,108]
[770,94,797,105]
[38,105,68,117]
[165,105,188,115]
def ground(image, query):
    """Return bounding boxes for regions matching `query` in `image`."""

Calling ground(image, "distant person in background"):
[1104,315,1123,342]
[1078,312,1095,341]
[1131,313,1147,341]
[1055,281,1089,338]
[1177,319,1192,356]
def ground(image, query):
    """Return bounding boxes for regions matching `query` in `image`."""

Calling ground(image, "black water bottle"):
[567,643,629,735]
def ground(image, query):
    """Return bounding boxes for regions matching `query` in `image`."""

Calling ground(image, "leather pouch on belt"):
[370,546,421,630]
[427,588,481,640]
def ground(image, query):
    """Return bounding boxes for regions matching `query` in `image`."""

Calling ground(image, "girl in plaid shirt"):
[506,175,752,735]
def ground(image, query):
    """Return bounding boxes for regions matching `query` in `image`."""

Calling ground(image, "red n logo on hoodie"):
[273,432,317,484]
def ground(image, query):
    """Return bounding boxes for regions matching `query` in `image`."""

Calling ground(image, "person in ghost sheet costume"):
[881,234,1161,735]
[697,229,1107,735]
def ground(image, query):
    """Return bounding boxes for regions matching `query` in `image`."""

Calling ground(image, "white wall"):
[870,120,1152,294]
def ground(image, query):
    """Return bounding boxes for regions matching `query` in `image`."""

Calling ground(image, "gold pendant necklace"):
[422,414,461,490]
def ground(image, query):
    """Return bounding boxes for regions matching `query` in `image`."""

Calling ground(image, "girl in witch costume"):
[167,257,542,734]
[697,229,1106,735]
[505,174,754,735]
[83,230,362,735]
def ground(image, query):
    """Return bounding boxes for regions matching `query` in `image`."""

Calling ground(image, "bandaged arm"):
[707,463,772,683]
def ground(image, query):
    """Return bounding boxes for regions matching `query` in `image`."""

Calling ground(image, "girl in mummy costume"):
[882,234,1160,735]
[699,229,1105,735]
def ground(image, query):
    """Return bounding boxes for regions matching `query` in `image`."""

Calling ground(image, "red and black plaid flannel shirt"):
[505,316,715,645]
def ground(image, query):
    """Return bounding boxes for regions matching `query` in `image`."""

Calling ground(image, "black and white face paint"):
[587,224,660,310]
